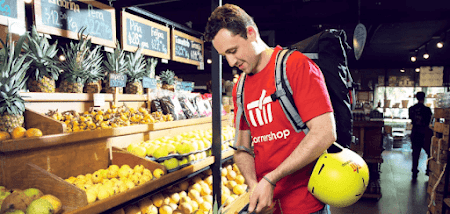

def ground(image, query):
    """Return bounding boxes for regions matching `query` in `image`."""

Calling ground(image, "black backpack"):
[291,29,355,149]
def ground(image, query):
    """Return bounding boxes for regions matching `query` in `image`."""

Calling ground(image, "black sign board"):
[0,0,25,29]
[122,12,170,59]
[142,77,157,89]
[0,0,18,18]
[109,73,127,88]
[34,0,116,48]
[171,29,204,66]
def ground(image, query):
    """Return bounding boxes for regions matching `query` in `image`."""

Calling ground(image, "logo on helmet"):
[342,160,362,172]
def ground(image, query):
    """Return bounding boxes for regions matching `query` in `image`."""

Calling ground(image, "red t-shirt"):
[233,46,333,213]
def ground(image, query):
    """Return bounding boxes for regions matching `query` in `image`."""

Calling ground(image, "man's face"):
[212,28,259,75]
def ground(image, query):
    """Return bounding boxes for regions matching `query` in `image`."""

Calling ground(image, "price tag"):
[142,77,157,89]
[93,93,105,107]
[109,73,127,87]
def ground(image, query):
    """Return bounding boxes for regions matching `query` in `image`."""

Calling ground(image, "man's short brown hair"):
[204,4,256,42]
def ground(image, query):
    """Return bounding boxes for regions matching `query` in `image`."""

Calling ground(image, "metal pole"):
[211,0,222,209]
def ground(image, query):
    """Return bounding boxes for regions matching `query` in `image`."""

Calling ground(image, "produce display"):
[0,34,32,133]
[115,162,246,214]
[0,127,43,141]
[45,105,174,132]
[64,164,164,204]
[0,187,62,214]
[126,126,235,172]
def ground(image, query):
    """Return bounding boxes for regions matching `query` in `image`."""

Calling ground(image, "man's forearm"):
[234,151,258,188]
[266,113,336,183]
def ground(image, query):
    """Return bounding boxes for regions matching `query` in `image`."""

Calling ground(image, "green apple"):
[25,198,54,214]
[178,157,189,166]
[163,158,179,170]
[153,146,169,159]
[23,188,43,200]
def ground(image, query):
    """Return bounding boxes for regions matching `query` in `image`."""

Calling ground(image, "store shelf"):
[68,156,215,214]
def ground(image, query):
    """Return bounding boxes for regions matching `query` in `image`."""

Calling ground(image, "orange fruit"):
[11,127,27,139]
[0,131,11,141]
[25,128,43,138]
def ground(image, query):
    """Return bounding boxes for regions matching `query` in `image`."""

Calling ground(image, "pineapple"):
[83,47,104,93]
[159,69,176,91]
[103,43,126,94]
[0,34,32,132]
[125,48,147,95]
[23,26,60,93]
[59,28,101,93]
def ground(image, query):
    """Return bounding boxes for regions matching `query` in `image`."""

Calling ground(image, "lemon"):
[26,128,43,138]
[0,131,11,141]
[11,127,27,139]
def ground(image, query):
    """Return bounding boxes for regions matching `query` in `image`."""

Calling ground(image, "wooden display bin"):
[23,108,66,135]
[8,149,165,213]
[222,192,250,214]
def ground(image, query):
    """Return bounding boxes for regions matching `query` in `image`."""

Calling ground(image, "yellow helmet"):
[308,143,369,207]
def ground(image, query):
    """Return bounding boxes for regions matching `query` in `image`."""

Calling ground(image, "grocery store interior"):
[1,0,450,214]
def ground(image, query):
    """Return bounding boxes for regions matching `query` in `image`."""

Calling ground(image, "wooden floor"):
[331,143,429,214]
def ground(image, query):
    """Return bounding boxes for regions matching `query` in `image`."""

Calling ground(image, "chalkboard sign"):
[122,12,170,59]
[34,0,116,48]
[0,0,25,30]
[171,29,204,66]
[142,77,157,89]
[109,73,127,88]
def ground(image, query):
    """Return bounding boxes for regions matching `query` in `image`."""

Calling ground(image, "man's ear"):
[247,26,257,40]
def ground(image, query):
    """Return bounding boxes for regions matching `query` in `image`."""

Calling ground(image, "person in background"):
[204,4,336,214]
[408,91,432,180]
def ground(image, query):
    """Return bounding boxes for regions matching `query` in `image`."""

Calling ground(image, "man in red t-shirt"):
[205,4,336,214]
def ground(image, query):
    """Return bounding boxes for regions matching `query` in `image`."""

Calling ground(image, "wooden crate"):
[435,122,450,135]
[435,108,450,120]
[223,191,250,214]
[24,108,67,135]
[10,149,165,213]
[431,137,448,163]
[429,159,446,178]
[428,171,450,193]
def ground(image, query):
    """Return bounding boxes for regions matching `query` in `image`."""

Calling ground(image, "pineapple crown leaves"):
[104,41,126,74]
[145,57,158,78]
[0,34,32,115]
[159,69,176,85]
[85,46,105,83]
[60,27,102,84]
[23,26,60,81]
[125,47,147,83]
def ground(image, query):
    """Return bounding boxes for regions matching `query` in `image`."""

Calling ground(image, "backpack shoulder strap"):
[233,73,252,148]
[271,49,309,134]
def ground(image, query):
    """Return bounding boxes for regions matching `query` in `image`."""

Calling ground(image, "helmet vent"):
[318,164,325,175]
[312,187,315,194]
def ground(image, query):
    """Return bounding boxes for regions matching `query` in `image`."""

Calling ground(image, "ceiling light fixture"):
[400,69,405,73]
[207,59,212,64]
[437,41,444,48]
[410,56,417,62]
[423,52,429,59]
[415,68,420,72]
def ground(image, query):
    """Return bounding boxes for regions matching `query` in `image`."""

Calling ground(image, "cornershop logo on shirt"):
[246,90,273,127]
[252,128,291,144]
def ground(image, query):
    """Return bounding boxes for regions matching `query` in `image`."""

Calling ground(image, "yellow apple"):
[153,168,165,179]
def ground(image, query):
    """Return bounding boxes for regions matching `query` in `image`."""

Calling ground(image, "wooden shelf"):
[0,115,230,153]
[68,156,215,214]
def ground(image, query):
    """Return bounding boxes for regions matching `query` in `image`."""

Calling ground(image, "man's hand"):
[248,178,275,213]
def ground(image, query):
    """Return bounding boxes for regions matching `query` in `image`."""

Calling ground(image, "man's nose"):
[226,55,237,67]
